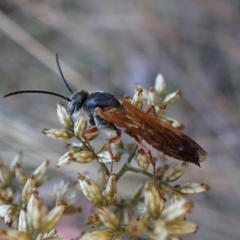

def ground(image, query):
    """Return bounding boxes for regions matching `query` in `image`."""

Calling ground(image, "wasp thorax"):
[68,90,89,115]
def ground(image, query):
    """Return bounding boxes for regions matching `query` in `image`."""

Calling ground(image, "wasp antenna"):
[3,90,70,102]
[56,53,74,94]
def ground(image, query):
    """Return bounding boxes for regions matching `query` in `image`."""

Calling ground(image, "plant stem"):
[117,144,138,179]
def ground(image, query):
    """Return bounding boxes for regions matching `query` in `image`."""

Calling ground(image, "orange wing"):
[95,99,207,166]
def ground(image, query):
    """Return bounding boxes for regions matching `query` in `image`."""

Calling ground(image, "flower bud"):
[102,173,117,206]
[74,116,88,137]
[97,166,107,190]
[32,160,49,185]
[131,87,143,109]
[50,180,76,206]
[56,152,72,167]
[14,163,27,185]
[95,205,120,230]
[155,104,167,117]
[27,189,47,231]
[165,162,189,182]
[163,90,181,105]
[70,150,95,163]
[147,87,158,106]
[97,151,112,164]
[78,174,103,204]
[42,128,73,140]
[56,102,73,130]
[18,207,28,232]
[144,181,163,219]
[0,204,19,227]
[0,229,32,240]
[86,212,101,226]
[155,74,166,96]
[21,175,35,203]
[162,116,184,130]
[165,220,198,234]
[175,182,210,195]
[80,230,113,240]
[0,189,11,204]
[128,220,147,237]
[8,151,22,176]
[0,161,11,185]
[136,149,150,171]
[161,199,194,222]
[41,200,66,232]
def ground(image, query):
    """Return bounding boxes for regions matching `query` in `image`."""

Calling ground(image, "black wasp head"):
[68,90,89,115]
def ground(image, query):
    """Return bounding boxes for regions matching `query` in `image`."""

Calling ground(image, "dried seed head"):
[161,199,194,223]
[36,229,62,239]
[165,220,198,235]
[155,103,167,117]
[148,87,158,106]
[70,150,95,163]
[0,229,32,240]
[163,90,181,105]
[32,160,49,186]
[8,151,22,176]
[14,163,27,185]
[161,116,184,130]
[50,180,77,206]
[165,162,189,182]
[155,74,166,96]
[18,207,28,232]
[21,175,35,204]
[170,189,183,203]
[42,128,73,140]
[56,102,73,130]
[0,204,19,227]
[144,181,164,219]
[86,212,101,226]
[97,151,112,164]
[128,220,147,237]
[131,87,143,109]
[27,189,48,231]
[0,161,11,185]
[80,230,114,240]
[95,205,120,230]
[97,166,107,190]
[0,189,12,204]
[175,182,210,195]
[136,148,150,171]
[41,200,66,232]
[6,189,14,202]
[74,115,88,137]
[56,151,73,167]
[78,173,103,204]
[102,173,117,206]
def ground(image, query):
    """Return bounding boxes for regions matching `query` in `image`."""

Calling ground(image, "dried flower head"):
[1,74,209,240]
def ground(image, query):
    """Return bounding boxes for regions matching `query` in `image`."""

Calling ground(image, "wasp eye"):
[68,100,77,115]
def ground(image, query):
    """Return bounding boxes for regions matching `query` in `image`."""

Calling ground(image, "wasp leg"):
[92,110,121,174]
[145,105,157,116]
[107,128,121,174]
[81,126,99,149]
[131,133,165,201]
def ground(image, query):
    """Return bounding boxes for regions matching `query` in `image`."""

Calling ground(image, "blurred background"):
[0,0,240,239]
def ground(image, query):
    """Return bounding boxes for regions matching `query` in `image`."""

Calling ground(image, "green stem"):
[117,144,138,179]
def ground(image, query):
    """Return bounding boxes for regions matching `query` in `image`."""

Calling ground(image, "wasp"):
[4,54,207,196]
